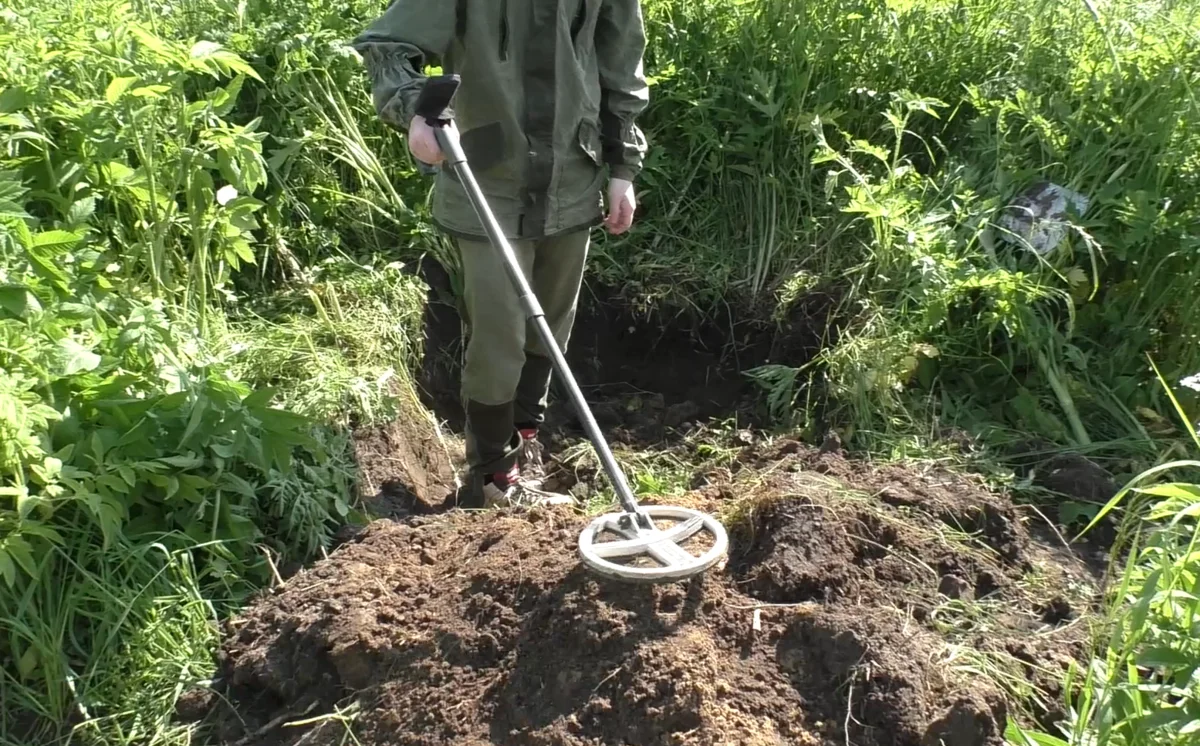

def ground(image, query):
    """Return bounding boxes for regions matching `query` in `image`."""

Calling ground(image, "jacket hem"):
[608,163,640,182]
[432,214,603,242]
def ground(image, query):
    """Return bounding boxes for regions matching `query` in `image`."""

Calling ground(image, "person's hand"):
[407,116,443,166]
[605,178,636,234]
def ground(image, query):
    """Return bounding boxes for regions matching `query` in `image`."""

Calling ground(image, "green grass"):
[1004,364,1200,745]
[1040,370,1200,745]
[0,2,421,740]
[3,0,1200,743]
[610,0,1200,464]
[1,531,220,745]
[216,259,430,427]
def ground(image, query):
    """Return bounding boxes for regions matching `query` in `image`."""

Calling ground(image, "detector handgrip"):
[414,74,461,125]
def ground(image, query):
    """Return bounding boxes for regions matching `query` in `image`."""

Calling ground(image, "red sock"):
[486,464,520,488]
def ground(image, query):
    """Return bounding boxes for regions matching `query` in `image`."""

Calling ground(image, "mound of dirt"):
[204,443,1094,746]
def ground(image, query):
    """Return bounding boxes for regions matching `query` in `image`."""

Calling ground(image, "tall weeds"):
[615,0,1200,462]
[0,0,420,740]
[1011,365,1200,745]
[4,0,1200,742]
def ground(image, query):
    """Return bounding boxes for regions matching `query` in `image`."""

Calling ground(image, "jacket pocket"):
[462,121,508,174]
[577,119,603,167]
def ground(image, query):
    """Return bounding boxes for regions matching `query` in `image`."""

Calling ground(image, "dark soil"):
[352,413,456,516]
[414,258,832,443]
[343,367,466,524]
[199,264,1100,745]
[205,438,1096,746]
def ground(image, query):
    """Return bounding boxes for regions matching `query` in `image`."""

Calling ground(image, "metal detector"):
[412,75,728,583]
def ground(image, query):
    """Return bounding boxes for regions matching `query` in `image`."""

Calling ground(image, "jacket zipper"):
[499,0,509,61]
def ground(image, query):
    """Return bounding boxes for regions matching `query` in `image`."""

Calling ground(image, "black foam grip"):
[414,74,461,124]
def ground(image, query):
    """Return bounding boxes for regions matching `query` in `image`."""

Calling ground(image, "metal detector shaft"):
[436,124,642,516]
[414,77,643,518]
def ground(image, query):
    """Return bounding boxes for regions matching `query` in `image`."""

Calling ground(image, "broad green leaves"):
[188,40,263,82]
[30,229,84,253]
[0,4,343,604]
[0,284,40,319]
[54,337,101,375]
[0,2,375,741]
[104,75,138,103]
[3,12,272,317]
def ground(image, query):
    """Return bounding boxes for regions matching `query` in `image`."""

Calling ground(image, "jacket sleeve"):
[351,1,457,131]
[594,0,650,181]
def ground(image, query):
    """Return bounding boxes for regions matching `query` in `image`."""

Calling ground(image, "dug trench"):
[197,266,1102,745]
[353,258,837,516]
[412,259,829,448]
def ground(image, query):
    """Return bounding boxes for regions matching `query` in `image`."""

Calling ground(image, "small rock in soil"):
[664,400,701,427]
[1038,595,1075,625]
[938,574,972,600]
[818,430,842,455]
[174,688,214,723]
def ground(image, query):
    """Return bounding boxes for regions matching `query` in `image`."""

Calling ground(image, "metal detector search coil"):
[578,506,729,583]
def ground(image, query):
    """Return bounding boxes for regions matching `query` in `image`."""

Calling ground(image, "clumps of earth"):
[193,425,1097,746]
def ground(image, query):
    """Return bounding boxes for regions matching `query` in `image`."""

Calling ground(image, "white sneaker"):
[482,464,574,508]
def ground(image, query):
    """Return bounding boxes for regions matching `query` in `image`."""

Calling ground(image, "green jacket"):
[352,0,650,240]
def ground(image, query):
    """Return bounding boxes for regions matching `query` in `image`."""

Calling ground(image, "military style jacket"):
[353,0,650,240]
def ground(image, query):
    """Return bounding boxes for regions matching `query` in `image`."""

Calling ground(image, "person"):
[353,1,649,508]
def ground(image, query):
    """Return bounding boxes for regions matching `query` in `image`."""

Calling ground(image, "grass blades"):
[2,0,1200,743]
[1026,369,1200,745]
[216,260,429,427]
[609,0,1200,464]
[1,530,219,746]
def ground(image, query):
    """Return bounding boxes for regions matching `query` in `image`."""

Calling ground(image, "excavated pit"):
[412,259,832,441]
